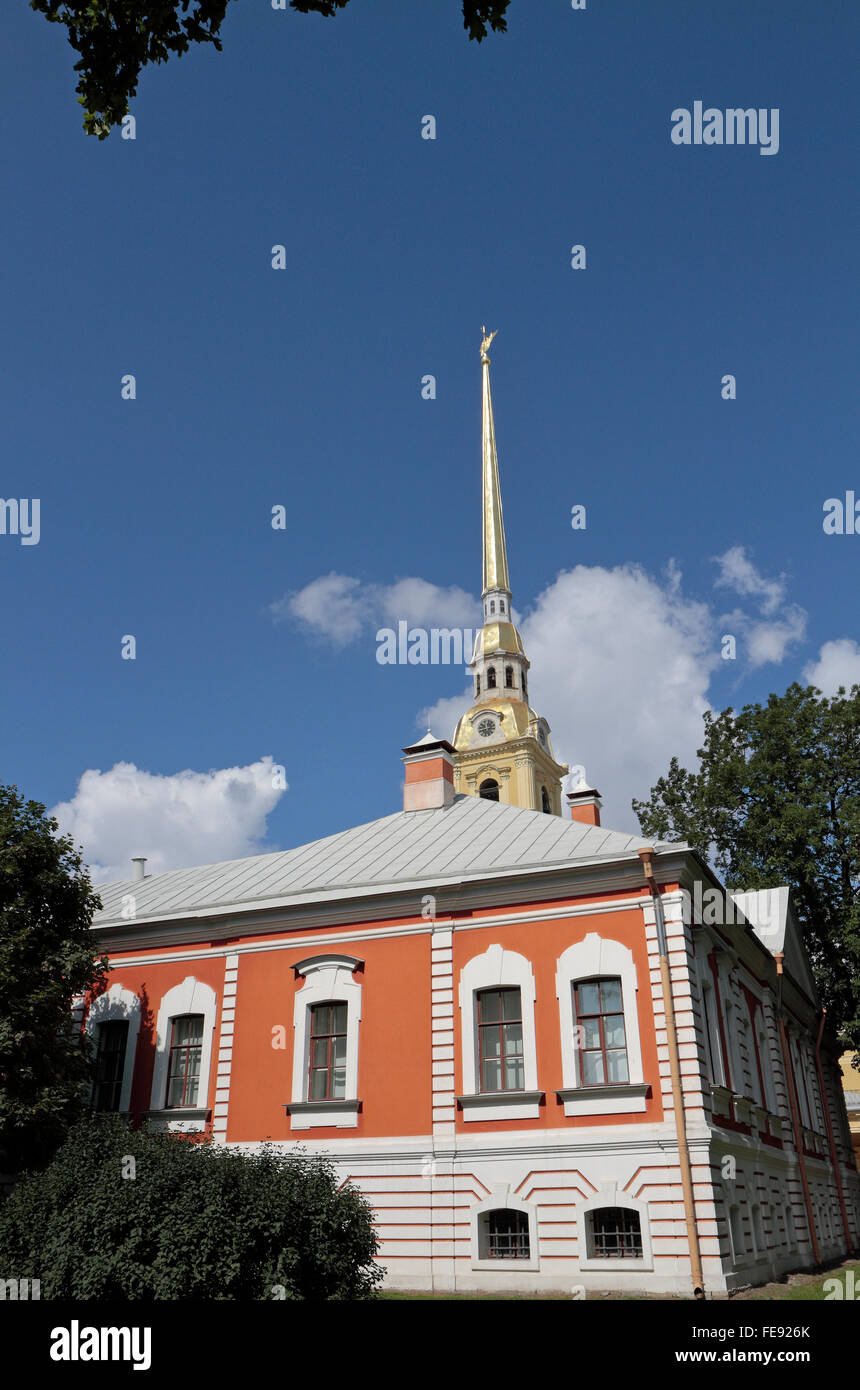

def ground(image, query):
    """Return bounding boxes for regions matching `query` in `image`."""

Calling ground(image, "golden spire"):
[480,327,510,596]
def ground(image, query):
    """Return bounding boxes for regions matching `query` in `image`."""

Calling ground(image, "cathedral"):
[84,334,860,1294]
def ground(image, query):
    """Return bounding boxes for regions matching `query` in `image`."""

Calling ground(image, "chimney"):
[402,731,456,812]
[566,777,602,827]
[131,857,147,882]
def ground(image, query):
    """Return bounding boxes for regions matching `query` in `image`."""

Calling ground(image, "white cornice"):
[104,892,657,968]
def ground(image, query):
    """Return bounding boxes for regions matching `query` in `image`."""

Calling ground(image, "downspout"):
[774,953,821,1265]
[639,849,705,1297]
[813,1009,853,1252]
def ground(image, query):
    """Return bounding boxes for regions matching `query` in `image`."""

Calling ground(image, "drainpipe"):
[774,953,820,1265]
[639,850,705,1297]
[813,1009,853,1252]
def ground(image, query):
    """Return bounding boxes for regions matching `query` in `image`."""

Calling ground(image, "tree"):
[0,1114,383,1299]
[30,1,512,139]
[0,785,106,1176]
[632,683,860,1059]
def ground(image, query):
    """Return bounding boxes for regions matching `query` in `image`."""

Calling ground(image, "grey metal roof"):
[93,794,671,927]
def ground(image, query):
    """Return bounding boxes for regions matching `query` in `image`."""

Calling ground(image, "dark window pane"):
[483,1031,502,1060]
[503,1021,523,1055]
[486,1210,530,1259]
[604,1014,626,1049]
[606,1049,629,1083]
[92,1021,129,1113]
[482,1058,502,1092]
[480,990,501,1023]
[505,1056,525,1090]
[311,1004,330,1036]
[502,990,521,1022]
[590,1207,642,1259]
[601,979,623,1012]
[582,1051,605,1085]
[577,982,601,1015]
[582,1017,601,1049]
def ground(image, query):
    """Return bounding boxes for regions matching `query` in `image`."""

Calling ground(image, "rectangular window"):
[477,987,524,1092]
[165,1014,204,1108]
[308,1002,347,1100]
[574,978,629,1085]
[92,1020,129,1112]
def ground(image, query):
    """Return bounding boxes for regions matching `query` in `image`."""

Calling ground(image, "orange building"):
[82,335,860,1293]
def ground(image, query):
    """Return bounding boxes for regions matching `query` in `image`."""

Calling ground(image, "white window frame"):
[288,955,362,1129]
[555,934,648,1115]
[470,1188,539,1272]
[85,983,141,1114]
[577,1184,653,1272]
[457,944,541,1121]
[147,976,217,1132]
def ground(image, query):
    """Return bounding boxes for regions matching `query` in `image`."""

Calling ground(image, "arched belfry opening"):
[479,779,500,802]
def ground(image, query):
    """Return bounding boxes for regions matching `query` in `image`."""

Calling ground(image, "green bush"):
[0,1114,382,1300]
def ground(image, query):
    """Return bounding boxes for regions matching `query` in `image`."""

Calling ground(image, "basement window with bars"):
[480,1209,531,1260]
[588,1208,643,1260]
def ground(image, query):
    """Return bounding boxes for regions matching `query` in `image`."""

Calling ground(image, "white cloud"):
[713,545,786,615]
[422,563,718,833]
[51,758,286,885]
[803,639,860,696]
[270,572,367,646]
[712,547,807,666]
[744,608,807,668]
[270,572,479,648]
[375,577,477,630]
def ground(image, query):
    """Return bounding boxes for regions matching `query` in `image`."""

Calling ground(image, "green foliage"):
[290,0,509,41]
[30,1,234,137]
[0,785,106,1175]
[0,1113,383,1299]
[30,1,511,139]
[632,683,860,1054]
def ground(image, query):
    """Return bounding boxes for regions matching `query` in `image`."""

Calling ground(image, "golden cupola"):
[451,330,569,815]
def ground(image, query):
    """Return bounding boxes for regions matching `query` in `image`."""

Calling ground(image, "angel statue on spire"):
[480,326,498,362]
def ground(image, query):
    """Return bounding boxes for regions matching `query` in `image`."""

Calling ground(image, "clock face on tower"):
[477,718,495,738]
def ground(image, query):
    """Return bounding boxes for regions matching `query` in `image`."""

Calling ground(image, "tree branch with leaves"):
[633,682,860,1060]
[30,0,511,138]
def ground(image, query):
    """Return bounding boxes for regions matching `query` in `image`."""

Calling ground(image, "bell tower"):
[451,330,568,814]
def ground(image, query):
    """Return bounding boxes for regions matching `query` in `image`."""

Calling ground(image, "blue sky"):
[2,0,858,880]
